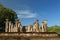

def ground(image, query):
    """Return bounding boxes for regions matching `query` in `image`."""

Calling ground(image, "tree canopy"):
[0,5,18,32]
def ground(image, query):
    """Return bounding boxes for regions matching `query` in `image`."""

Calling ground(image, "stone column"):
[36,20,39,32]
[39,25,41,32]
[13,25,16,32]
[33,20,39,32]
[11,23,14,32]
[31,25,33,32]
[25,26,28,32]
[18,22,22,32]
[5,19,9,32]
[27,25,31,32]
[44,20,48,32]
[15,19,19,32]
[20,22,22,32]
[9,21,11,32]
[33,24,36,32]
[42,20,48,32]
[42,22,44,32]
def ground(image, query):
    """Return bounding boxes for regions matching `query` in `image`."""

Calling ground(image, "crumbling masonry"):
[5,19,48,32]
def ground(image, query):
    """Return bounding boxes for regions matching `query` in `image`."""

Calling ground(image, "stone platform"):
[0,32,60,40]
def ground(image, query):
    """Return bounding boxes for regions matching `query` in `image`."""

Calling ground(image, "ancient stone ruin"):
[5,19,48,32]
[0,19,60,40]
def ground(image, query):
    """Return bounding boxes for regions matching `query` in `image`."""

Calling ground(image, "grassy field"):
[48,25,60,34]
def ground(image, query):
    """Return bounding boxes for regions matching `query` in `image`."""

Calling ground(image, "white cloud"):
[16,10,37,18]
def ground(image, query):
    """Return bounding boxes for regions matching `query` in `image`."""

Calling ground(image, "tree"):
[0,5,18,32]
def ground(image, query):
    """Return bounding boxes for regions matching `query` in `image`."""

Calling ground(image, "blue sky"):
[0,0,60,26]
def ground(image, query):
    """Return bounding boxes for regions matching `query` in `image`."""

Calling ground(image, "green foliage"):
[48,25,60,34]
[0,5,18,32]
